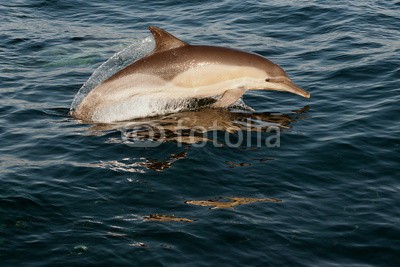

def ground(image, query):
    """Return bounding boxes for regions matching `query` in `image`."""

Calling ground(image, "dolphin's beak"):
[258,78,311,98]
[281,80,311,98]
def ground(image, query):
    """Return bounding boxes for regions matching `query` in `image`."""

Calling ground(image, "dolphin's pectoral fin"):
[228,98,255,112]
[211,88,246,108]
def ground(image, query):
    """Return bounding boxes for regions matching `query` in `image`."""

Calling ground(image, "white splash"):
[70,36,155,111]
[91,94,195,123]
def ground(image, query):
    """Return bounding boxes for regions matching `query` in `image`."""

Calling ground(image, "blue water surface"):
[1,0,399,266]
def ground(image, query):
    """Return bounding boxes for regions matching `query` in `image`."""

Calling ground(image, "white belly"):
[74,65,264,123]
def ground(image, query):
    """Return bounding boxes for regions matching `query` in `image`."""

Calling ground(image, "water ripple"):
[0,0,399,265]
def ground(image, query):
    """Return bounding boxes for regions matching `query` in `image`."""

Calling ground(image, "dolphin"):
[71,26,310,123]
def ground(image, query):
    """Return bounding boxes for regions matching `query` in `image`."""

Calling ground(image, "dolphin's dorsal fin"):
[148,26,189,53]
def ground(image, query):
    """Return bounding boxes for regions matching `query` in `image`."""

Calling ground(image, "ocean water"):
[1,0,399,266]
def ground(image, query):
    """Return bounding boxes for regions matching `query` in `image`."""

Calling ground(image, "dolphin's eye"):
[265,78,270,82]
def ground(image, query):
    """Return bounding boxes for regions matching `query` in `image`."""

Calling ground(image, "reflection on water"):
[225,161,252,167]
[143,214,194,222]
[185,197,282,209]
[80,152,187,173]
[90,106,310,143]
[82,106,310,172]
[80,150,187,173]
[140,150,187,172]
[142,196,283,221]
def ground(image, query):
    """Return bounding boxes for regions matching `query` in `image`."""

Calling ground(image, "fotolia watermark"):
[120,118,281,148]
